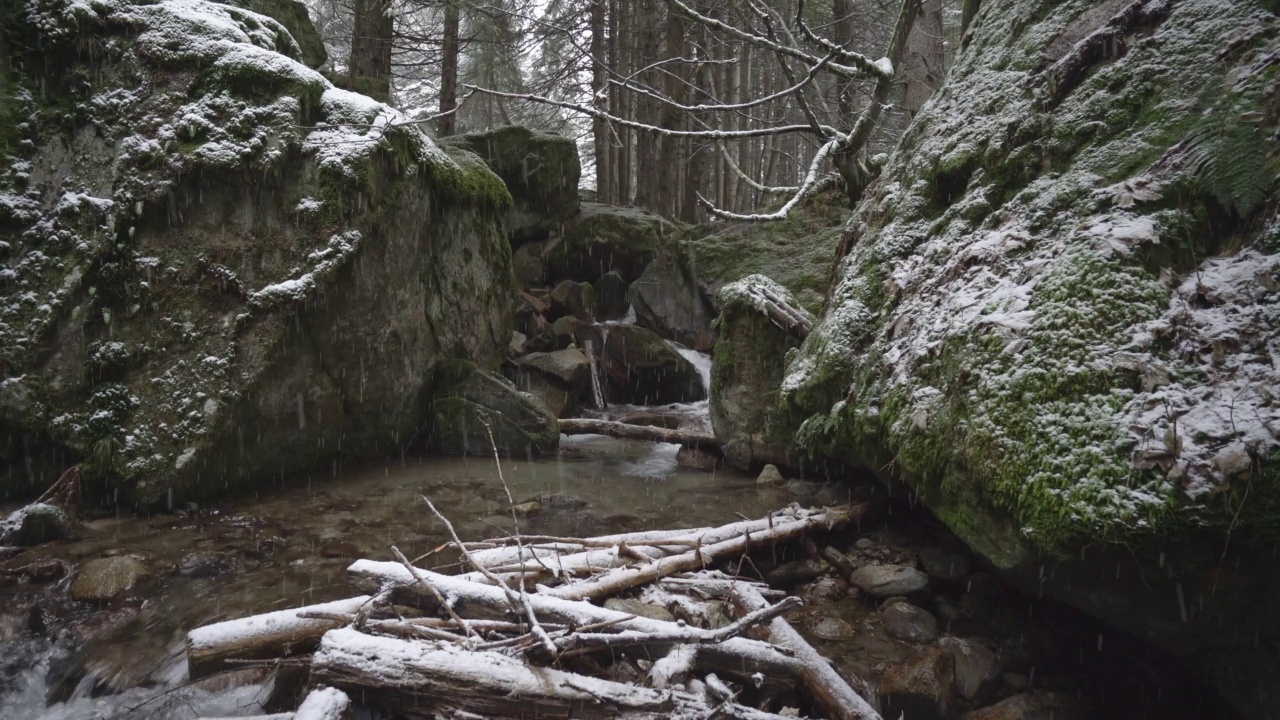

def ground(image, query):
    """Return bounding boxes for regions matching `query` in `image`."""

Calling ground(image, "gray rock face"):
[513,242,548,287]
[919,547,972,581]
[0,503,69,546]
[593,271,630,321]
[628,254,716,352]
[549,280,597,322]
[440,126,581,246]
[938,636,1001,701]
[544,203,676,283]
[849,565,929,597]
[226,0,328,68]
[0,0,516,505]
[429,361,559,456]
[882,602,939,643]
[710,276,813,470]
[73,556,151,602]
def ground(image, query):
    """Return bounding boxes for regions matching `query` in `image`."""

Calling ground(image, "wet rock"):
[710,276,813,470]
[7,558,69,583]
[882,602,939,643]
[72,556,151,602]
[854,537,876,550]
[800,576,848,601]
[518,348,590,390]
[513,242,548,287]
[596,324,705,405]
[880,647,956,720]
[765,558,829,587]
[628,253,717,351]
[676,446,720,470]
[756,464,786,487]
[0,503,69,546]
[513,371,579,418]
[508,331,528,357]
[849,565,929,597]
[808,615,854,641]
[962,691,1082,720]
[544,203,675,283]
[178,551,238,577]
[440,126,580,246]
[593,271,630,321]
[549,280,597,322]
[604,598,675,622]
[509,500,542,516]
[919,547,972,581]
[429,360,560,456]
[939,636,1002,701]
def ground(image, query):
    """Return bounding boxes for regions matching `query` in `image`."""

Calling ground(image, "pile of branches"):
[185,501,881,720]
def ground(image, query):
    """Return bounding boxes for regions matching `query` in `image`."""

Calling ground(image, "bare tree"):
[437,0,461,135]
[464,0,920,220]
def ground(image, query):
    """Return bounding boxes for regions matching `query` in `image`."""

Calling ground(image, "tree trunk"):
[903,0,945,118]
[591,0,610,202]
[437,1,460,137]
[633,0,662,211]
[657,5,686,219]
[348,0,394,100]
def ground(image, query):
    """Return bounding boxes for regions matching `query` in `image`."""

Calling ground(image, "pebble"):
[849,564,929,597]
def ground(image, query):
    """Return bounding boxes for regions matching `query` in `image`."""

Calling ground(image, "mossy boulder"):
[682,187,848,316]
[226,0,328,69]
[596,324,705,405]
[0,0,514,505]
[782,1,1280,715]
[429,360,559,456]
[0,502,70,545]
[72,555,151,602]
[512,348,590,418]
[628,252,717,352]
[548,279,597,322]
[544,203,678,283]
[440,126,580,246]
[710,276,811,470]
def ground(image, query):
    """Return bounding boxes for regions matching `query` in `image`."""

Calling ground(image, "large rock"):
[73,556,151,602]
[879,647,956,720]
[513,349,591,418]
[544,203,677,283]
[881,601,939,643]
[595,324,705,405]
[0,0,515,505]
[710,276,813,470]
[439,126,580,246]
[429,361,559,456]
[0,503,70,546]
[593,271,630,321]
[548,280,597,322]
[628,252,717,351]
[938,636,1001,702]
[780,1,1280,715]
[226,0,328,69]
[849,564,929,597]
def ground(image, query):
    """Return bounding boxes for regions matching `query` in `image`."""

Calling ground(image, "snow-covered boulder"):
[782,1,1280,715]
[0,0,517,504]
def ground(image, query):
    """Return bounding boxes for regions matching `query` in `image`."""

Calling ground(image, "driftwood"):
[186,506,881,720]
[732,585,879,720]
[559,417,720,452]
[186,596,371,679]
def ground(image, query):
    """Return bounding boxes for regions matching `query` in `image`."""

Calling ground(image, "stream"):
[0,347,1238,720]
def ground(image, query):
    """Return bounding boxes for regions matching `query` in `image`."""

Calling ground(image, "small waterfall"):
[673,346,712,394]
[583,338,607,410]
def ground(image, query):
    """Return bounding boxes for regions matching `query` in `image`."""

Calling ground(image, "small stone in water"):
[73,556,151,602]
[756,464,786,487]
[882,602,939,643]
[809,615,854,640]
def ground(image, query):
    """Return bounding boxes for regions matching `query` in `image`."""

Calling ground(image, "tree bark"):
[348,0,394,100]
[437,0,460,137]
[591,0,610,202]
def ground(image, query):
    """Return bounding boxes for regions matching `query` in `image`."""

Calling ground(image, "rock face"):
[781,1,1280,715]
[227,0,327,68]
[429,361,559,456]
[628,253,717,352]
[710,276,813,470]
[439,126,580,246]
[544,203,676,283]
[0,0,517,505]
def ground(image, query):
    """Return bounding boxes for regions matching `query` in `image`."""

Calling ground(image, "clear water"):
[0,438,793,718]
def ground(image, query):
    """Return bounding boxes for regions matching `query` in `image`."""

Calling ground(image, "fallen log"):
[732,585,880,720]
[347,560,806,682]
[186,596,371,679]
[559,417,720,452]
[294,687,349,720]
[543,504,866,602]
[311,627,796,720]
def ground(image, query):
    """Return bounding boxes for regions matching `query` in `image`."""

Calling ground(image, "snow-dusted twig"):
[698,137,839,221]
[390,545,478,641]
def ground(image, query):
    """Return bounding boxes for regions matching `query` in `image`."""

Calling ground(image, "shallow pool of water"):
[0,436,795,718]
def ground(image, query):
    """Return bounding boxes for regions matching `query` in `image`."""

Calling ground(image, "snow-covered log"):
[558,418,721,451]
[311,627,797,720]
[293,687,350,720]
[186,596,371,679]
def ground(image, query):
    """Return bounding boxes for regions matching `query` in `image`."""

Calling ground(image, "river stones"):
[919,547,972,581]
[882,602,939,643]
[765,558,829,587]
[73,556,151,602]
[939,636,1002,701]
[756,464,786,487]
[850,564,929,597]
[808,615,854,641]
[880,647,956,720]
[0,503,69,546]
